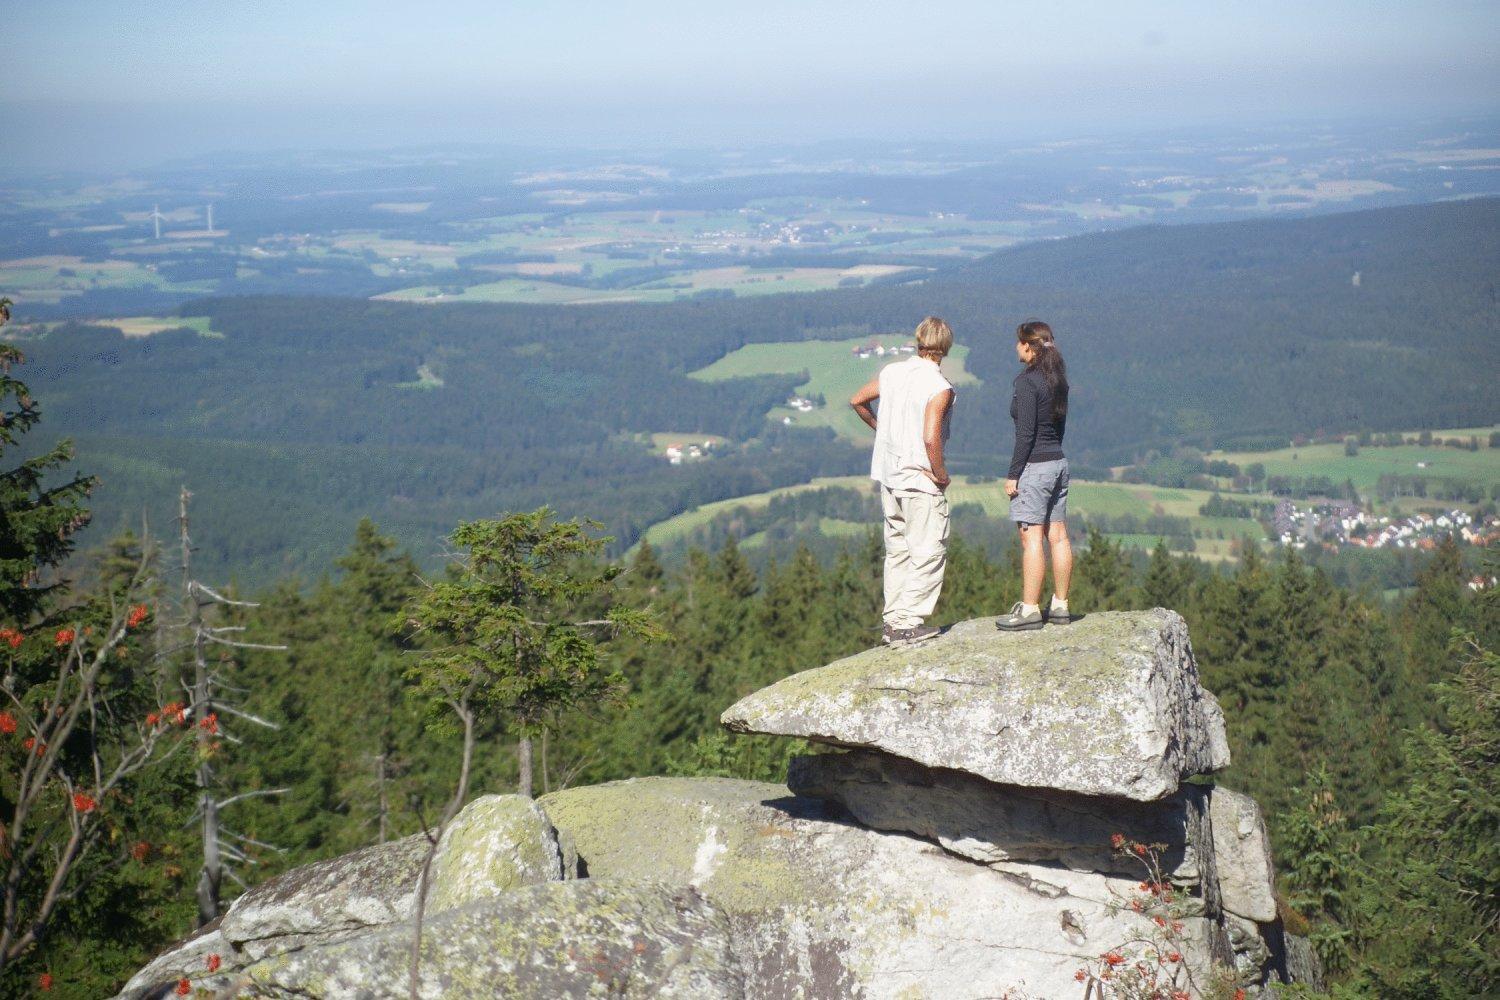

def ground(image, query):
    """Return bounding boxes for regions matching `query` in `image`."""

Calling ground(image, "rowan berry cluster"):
[1073,835,1248,1000]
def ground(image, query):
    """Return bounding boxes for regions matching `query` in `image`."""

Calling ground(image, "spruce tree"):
[1350,604,1498,997]
[0,321,96,620]
[1141,539,1188,610]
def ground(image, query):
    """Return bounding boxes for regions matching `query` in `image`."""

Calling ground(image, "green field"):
[376,263,923,306]
[636,474,1267,561]
[0,256,214,307]
[105,315,222,338]
[1210,426,1499,495]
[690,336,979,440]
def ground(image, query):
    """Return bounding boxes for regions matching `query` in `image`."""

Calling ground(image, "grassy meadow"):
[636,474,1268,561]
[1209,426,1499,495]
[689,336,978,440]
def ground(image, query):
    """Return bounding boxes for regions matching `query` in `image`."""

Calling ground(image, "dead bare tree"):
[177,487,288,926]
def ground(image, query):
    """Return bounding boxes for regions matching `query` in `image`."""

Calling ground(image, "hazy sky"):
[4,0,1498,170]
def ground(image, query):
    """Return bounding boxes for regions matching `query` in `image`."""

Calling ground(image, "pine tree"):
[1399,536,1471,699]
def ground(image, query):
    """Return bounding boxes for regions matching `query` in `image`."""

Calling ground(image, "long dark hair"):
[1017,320,1068,422]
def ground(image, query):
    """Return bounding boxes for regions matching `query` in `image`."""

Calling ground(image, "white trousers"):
[880,485,950,628]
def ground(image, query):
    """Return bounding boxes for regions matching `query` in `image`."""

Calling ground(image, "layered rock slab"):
[234,878,743,999]
[540,776,1218,1000]
[722,609,1230,800]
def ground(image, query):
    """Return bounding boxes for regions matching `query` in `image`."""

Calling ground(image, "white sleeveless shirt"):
[869,356,954,495]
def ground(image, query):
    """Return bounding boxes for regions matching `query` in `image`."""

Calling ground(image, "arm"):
[1005,376,1037,494]
[922,388,954,491]
[849,374,880,432]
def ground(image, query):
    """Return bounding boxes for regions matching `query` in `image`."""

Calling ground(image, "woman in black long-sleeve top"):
[996,320,1074,631]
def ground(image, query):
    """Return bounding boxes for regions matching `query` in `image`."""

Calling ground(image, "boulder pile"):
[121,609,1318,999]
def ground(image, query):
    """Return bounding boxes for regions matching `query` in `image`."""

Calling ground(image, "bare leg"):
[1047,520,1072,601]
[1019,524,1046,606]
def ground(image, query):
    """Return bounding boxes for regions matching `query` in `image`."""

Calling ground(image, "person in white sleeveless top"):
[849,317,956,645]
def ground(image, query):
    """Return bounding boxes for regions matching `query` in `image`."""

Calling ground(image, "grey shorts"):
[1010,458,1069,526]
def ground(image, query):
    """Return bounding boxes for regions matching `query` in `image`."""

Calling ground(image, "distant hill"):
[951,196,1500,294]
[938,195,1500,459]
[17,198,1498,584]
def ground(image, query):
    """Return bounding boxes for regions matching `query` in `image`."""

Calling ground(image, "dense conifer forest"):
[13,503,1495,997]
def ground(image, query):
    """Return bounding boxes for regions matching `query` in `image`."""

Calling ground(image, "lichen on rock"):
[542,775,1202,999]
[119,608,1302,999]
[429,793,564,912]
[233,878,745,999]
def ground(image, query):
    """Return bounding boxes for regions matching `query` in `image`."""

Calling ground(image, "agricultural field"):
[376,263,923,306]
[102,315,221,337]
[636,474,1268,561]
[5,127,1498,318]
[0,255,211,305]
[689,336,979,440]
[1209,426,1499,496]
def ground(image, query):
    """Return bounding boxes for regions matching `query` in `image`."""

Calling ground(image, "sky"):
[2,0,1497,170]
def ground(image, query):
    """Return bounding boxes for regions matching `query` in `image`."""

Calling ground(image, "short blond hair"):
[915,316,953,358]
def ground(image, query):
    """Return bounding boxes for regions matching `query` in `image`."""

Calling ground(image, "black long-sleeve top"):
[1007,367,1066,479]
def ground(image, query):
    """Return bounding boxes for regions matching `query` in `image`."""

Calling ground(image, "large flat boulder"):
[722,610,1230,800]
[540,776,1231,999]
[234,878,744,999]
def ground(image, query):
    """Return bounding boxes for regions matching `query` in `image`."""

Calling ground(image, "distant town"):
[1273,501,1498,552]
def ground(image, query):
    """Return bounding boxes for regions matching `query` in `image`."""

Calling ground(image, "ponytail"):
[1016,320,1068,422]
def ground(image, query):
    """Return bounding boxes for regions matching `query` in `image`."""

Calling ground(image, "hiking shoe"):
[996,602,1045,631]
[881,623,898,645]
[889,624,941,645]
[1046,604,1074,625]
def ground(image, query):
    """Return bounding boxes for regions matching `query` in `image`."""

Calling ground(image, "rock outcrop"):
[723,610,1230,800]
[123,610,1312,999]
[540,775,1233,998]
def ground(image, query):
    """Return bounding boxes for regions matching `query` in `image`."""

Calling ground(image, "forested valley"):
[21,196,1500,584]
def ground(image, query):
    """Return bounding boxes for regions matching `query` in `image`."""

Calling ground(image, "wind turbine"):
[206,203,214,233]
[150,204,166,240]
